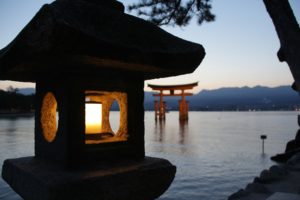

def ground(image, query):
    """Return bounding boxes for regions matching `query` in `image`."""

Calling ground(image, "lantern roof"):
[0,0,205,82]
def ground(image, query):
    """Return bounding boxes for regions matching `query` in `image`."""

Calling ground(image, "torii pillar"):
[148,82,198,120]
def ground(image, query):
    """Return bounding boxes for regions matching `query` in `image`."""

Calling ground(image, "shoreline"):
[228,153,300,200]
[229,114,300,200]
[0,112,34,118]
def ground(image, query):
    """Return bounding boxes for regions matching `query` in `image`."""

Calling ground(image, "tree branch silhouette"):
[128,0,215,26]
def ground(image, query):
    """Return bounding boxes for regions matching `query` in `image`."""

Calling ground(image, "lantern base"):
[2,156,176,200]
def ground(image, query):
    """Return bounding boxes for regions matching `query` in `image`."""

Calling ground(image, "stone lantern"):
[0,0,205,199]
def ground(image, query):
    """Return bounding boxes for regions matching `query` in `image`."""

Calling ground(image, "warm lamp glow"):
[85,103,102,134]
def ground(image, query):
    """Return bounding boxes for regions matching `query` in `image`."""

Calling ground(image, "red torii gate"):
[148,82,198,120]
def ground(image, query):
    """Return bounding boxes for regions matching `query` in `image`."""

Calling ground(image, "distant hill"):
[145,86,300,111]
[0,89,34,112]
[17,88,35,95]
[12,86,300,111]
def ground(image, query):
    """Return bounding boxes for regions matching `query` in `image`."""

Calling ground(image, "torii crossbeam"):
[148,82,198,120]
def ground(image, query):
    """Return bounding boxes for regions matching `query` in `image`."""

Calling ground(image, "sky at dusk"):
[0,0,299,93]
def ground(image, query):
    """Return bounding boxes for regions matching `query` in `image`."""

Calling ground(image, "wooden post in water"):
[261,134,267,154]
[179,89,189,120]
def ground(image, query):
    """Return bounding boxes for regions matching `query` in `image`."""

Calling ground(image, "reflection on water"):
[0,115,34,200]
[0,112,299,200]
[154,119,166,142]
[179,119,188,145]
[154,118,189,145]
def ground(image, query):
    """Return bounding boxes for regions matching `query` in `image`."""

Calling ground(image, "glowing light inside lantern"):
[85,103,102,134]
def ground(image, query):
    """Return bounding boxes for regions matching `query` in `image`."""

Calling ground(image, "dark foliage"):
[0,89,34,112]
[128,0,215,26]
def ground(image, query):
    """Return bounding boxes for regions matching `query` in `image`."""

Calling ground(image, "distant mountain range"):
[17,88,35,95]
[17,86,300,111]
[145,85,300,111]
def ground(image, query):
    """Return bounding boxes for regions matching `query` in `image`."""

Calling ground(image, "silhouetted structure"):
[148,82,198,120]
[0,0,205,199]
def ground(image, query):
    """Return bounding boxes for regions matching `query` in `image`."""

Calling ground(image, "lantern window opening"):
[40,92,59,143]
[84,90,128,144]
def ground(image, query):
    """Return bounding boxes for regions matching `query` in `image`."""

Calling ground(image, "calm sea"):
[0,111,298,200]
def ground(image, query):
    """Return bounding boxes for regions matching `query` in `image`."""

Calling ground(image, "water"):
[0,112,298,200]
[0,116,34,200]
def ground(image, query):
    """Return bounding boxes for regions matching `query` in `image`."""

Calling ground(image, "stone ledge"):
[228,153,300,200]
[2,156,176,200]
[266,192,300,200]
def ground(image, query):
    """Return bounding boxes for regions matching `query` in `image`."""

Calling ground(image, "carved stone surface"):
[2,156,176,200]
[40,92,58,142]
[88,91,128,137]
[34,78,145,165]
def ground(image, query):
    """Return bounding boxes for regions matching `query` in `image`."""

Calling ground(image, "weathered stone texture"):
[40,92,58,142]
[2,156,176,200]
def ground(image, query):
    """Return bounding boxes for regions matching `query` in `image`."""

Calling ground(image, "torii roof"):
[0,0,205,82]
[148,82,198,90]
